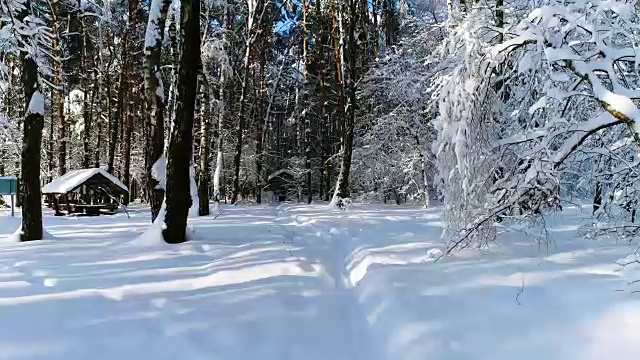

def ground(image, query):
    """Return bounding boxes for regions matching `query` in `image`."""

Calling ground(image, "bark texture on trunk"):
[163,0,200,244]
[302,0,312,204]
[212,8,228,207]
[231,44,251,204]
[255,35,269,204]
[316,0,330,201]
[495,0,504,42]
[213,72,225,205]
[50,4,66,176]
[122,0,143,203]
[81,18,92,169]
[108,30,127,175]
[122,108,132,204]
[95,67,103,168]
[48,89,54,183]
[373,0,379,59]
[332,0,357,208]
[57,86,66,175]
[19,0,44,241]
[144,0,172,221]
[198,80,211,215]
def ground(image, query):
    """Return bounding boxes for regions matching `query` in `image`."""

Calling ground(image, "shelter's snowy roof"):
[42,168,128,194]
[268,169,295,181]
[0,175,16,180]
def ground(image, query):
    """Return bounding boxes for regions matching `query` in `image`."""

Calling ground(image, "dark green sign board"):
[0,176,17,195]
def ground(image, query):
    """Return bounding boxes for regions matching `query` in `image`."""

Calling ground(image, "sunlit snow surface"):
[0,203,639,360]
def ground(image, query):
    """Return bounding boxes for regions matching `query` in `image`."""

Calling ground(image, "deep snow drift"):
[0,203,639,360]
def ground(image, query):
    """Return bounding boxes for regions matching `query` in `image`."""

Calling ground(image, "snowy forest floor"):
[1,203,640,360]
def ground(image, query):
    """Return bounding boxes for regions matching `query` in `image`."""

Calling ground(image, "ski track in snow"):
[1,204,640,359]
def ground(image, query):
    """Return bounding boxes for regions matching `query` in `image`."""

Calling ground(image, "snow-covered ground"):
[0,203,639,360]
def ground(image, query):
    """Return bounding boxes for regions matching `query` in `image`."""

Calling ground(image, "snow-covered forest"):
[2,0,640,358]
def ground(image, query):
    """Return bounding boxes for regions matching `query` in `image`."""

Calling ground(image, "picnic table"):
[52,202,119,216]
[72,203,119,216]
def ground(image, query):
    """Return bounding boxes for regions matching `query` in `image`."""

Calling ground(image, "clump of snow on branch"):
[152,155,167,190]
[144,0,165,49]
[189,164,199,217]
[27,91,44,115]
[0,0,55,80]
[149,155,198,216]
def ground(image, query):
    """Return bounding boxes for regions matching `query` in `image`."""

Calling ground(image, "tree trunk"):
[212,7,228,208]
[163,0,200,244]
[255,51,266,204]
[108,30,127,174]
[330,0,347,207]
[303,0,312,204]
[213,68,225,206]
[82,83,92,169]
[373,0,379,60]
[49,3,65,176]
[19,0,44,241]
[295,85,302,156]
[231,43,251,204]
[81,18,92,169]
[95,111,102,167]
[165,13,180,149]
[87,72,98,166]
[48,89,54,183]
[57,82,66,176]
[95,55,103,168]
[383,0,396,49]
[333,0,346,137]
[105,35,114,171]
[332,0,356,208]
[94,16,104,169]
[144,0,172,221]
[358,0,369,66]
[123,107,132,204]
[593,181,603,215]
[198,79,211,215]
[121,0,143,203]
[316,0,330,201]
[422,151,430,208]
[495,0,504,42]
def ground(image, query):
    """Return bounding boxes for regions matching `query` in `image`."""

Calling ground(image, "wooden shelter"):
[42,169,128,216]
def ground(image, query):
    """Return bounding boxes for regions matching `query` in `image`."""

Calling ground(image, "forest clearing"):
[2,204,640,359]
